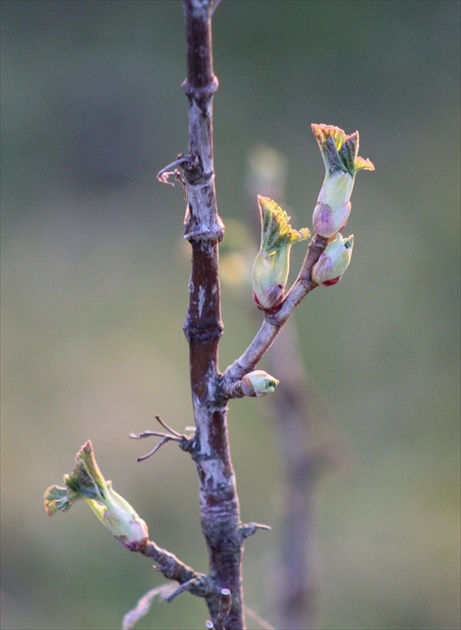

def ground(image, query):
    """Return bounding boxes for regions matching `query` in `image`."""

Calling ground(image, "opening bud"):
[252,196,310,312]
[311,124,374,238]
[241,370,279,397]
[312,233,354,286]
[44,440,149,551]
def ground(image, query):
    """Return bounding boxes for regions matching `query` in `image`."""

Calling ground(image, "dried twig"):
[130,415,193,461]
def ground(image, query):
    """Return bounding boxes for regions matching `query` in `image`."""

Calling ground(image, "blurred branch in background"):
[246,146,342,629]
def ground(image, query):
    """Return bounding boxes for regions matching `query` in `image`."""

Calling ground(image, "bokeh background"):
[1,1,459,629]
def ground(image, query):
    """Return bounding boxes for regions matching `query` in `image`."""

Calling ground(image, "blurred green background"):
[1,1,459,629]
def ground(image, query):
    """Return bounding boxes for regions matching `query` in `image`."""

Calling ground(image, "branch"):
[221,234,327,390]
[171,1,246,628]
[141,540,210,596]
[223,124,373,392]
[267,329,319,629]
[244,148,322,628]
[43,439,209,602]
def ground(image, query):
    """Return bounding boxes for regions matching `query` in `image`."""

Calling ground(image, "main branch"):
[180,1,244,627]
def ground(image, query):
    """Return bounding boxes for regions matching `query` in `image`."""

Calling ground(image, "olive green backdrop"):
[1,1,459,629]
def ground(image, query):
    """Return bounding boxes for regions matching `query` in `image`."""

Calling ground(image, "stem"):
[222,234,328,388]
[181,1,244,627]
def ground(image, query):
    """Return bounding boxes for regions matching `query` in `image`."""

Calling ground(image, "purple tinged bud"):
[312,234,354,286]
[311,124,374,238]
[312,201,351,238]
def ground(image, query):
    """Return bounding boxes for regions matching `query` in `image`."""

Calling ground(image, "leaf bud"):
[44,440,149,551]
[311,124,374,238]
[312,201,351,239]
[312,233,354,286]
[252,196,310,312]
[241,370,279,397]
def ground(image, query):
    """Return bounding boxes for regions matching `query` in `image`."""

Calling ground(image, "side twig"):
[221,234,327,392]
[130,415,194,461]
[141,540,210,597]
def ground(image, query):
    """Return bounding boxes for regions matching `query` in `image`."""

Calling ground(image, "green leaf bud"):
[241,370,279,397]
[252,196,310,312]
[44,440,149,551]
[311,124,374,238]
[312,233,354,286]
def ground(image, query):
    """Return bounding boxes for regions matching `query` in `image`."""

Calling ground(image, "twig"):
[134,436,181,462]
[157,154,197,187]
[122,583,181,630]
[221,234,327,392]
[130,415,193,461]
[245,605,276,630]
[142,539,211,597]
[154,414,184,437]
[165,577,204,602]
[240,522,271,541]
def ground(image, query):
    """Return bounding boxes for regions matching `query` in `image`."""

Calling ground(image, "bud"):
[312,200,351,240]
[312,234,354,286]
[253,196,310,312]
[241,370,279,397]
[311,124,374,238]
[44,440,149,551]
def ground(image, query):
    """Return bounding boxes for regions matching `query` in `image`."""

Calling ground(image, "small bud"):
[311,124,374,238]
[241,370,279,397]
[44,440,149,551]
[253,196,310,312]
[312,234,354,286]
[312,201,351,239]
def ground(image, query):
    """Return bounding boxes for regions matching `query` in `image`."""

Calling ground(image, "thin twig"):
[245,605,276,630]
[165,577,203,602]
[157,155,194,186]
[130,415,193,461]
[154,414,184,437]
[240,522,272,541]
[135,436,180,462]
[129,431,174,440]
